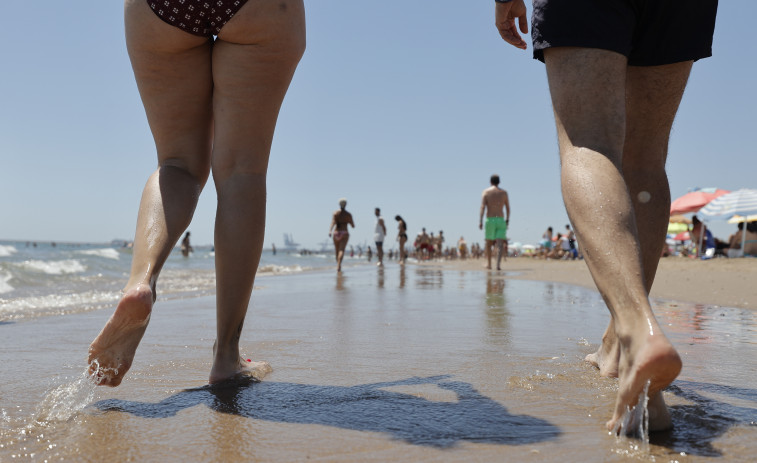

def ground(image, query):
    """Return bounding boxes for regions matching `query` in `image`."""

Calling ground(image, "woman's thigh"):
[210,0,306,180]
[124,0,214,175]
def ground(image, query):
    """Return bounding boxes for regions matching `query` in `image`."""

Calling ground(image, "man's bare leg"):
[495,238,505,270]
[545,47,682,432]
[88,0,213,386]
[484,240,493,269]
[209,0,305,383]
[585,62,692,380]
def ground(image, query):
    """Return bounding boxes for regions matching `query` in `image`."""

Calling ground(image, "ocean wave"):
[0,245,18,257]
[0,289,120,320]
[0,272,13,294]
[258,264,306,275]
[78,248,120,260]
[20,259,86,275]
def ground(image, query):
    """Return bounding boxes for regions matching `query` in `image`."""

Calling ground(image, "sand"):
[1,263,755,462]
[440,256,757,310]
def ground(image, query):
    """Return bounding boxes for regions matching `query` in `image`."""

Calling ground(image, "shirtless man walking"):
[495,0,717,433]
[479,174,510,270]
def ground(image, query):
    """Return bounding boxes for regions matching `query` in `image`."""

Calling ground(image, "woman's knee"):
[159,156,211,186]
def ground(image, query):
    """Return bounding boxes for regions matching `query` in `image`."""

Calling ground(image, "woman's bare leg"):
[88,0,213,386]
[208,0,305,383]
[334,235,348,272]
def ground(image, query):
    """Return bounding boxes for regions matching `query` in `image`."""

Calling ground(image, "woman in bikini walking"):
[329,199,355,272]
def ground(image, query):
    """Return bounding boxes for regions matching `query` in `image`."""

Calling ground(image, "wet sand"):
[1,264,756,462]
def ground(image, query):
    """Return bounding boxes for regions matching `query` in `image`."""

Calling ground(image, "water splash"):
[32,368,100,424]
[613,380,650,443]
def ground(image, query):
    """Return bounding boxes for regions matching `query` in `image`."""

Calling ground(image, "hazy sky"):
[2,1,753,249]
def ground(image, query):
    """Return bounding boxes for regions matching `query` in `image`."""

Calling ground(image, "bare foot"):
[647,391,673,432]
[584,343,620,378]
[585,323,620,377]
[209,353,273,384]
[88,285,153,386]
[607,333,681,433]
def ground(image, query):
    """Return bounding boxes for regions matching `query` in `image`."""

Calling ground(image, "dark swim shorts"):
[147,0,249,37]
[531,0,718,66]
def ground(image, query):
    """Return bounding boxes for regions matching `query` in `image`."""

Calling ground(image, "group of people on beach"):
[88,0,719,436]
[327,201,411,271]
[534,225,579,260]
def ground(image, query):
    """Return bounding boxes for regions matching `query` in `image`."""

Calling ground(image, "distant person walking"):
[374,208,387,267]
[180,231,193,257]
[495,0,717,432]
[329,198,355,272]
[479,174,510,270]
[395,215,408,264]
[88,0,306,387]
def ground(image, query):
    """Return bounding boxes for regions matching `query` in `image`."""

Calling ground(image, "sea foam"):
[20,259,86,275]
[78,248,120,260]
[0,245,18,257]
[0,272,14,294]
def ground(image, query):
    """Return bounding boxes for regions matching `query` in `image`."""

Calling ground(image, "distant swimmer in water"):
[329,198,354,272]
[88,0,305,387]
[181,231,193,257]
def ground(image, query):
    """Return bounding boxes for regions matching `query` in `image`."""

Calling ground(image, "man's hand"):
[495,0,528,50]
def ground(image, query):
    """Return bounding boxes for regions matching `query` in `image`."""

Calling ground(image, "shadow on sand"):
[92,375,560,448]
[652,380,757,457]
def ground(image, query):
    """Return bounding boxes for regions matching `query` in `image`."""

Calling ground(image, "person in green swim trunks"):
[479,174,511,270]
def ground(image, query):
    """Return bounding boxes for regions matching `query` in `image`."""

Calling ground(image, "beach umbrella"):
[727,214,757,224]
[673,231,690,241]
[670,188,730,215]
[699,189,757,218]
[667,222,689,234]
[669,215,692,224]
[700,189,757,256]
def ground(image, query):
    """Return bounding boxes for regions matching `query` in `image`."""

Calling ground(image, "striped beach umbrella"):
[699,189,757,219]
[700,189,757,256]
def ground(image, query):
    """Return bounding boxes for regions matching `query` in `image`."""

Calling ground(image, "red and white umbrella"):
[670,188,730,215]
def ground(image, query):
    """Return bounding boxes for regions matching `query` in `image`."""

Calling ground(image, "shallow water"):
[1,264,755,461]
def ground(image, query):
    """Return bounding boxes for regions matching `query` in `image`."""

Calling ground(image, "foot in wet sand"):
[88,284,153,387]
[585,330,620,378]
[209,345,273,384]
[646,391,673,432]
[607,332,681,433]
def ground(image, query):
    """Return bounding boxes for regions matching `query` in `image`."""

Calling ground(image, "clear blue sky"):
[1,1,753,249]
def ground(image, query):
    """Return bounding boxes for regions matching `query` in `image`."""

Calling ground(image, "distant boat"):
[282,233,300,251]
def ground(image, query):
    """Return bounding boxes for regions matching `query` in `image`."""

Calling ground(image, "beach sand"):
[442,256,757,310]
[1,261,755,462]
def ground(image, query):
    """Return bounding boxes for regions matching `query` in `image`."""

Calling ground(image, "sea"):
[0,240,352,323]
